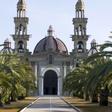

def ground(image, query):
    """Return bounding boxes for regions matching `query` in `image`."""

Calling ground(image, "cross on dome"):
[47,25,54,36]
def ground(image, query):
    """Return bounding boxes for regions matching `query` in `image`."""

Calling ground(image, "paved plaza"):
[20,96,80,112]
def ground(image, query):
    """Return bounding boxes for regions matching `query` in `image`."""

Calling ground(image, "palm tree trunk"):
[10,92,17,102]
[0,94,3,107]
[83,92,89,101]
[89,93,98,103]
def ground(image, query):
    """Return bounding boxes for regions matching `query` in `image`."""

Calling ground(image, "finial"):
[47,25,54,36]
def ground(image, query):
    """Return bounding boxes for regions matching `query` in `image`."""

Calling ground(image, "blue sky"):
[0,0,112,52]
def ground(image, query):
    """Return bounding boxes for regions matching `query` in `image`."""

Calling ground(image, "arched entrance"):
[44,70,58,95]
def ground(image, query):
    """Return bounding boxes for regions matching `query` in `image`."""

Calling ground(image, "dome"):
[17,0,26,10]
[76,0,85,11]
[91,39,97,48]
[88,39,98,56]
[4,38,11,48]
[17,0,26,6]
[0,39,13,54]
[33,26,68,55]
[91,39,96,44]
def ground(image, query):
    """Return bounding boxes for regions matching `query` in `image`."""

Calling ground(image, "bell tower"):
[71,0,89,66]
[12,0,30,55]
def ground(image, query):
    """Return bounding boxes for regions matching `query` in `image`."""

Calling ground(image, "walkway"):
[20,96,80,112]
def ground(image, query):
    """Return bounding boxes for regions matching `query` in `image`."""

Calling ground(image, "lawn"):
[0,97,37,112]
[64,97,112,112]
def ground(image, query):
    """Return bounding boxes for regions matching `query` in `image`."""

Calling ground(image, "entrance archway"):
[44,70,58,95]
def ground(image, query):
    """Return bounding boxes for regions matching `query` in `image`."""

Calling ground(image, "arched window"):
[79,25,83,35]
[18,41,24,52]
[76,63,79,67]
[77,41,84,53]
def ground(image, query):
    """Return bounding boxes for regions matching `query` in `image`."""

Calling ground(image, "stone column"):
[42,76,44,96]
[34,63,37,85]
[39,76,44,96]
[58,76,62,96]
[64,63,67,78]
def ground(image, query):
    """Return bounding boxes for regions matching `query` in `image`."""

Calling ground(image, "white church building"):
[1,0,98,96]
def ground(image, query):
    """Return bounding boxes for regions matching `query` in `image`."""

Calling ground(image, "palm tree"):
[0,52,36,104]
[64,39,112,104]
[64,64,92,98]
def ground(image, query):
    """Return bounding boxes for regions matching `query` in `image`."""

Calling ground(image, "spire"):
[17,0,26,17]
[47,25,54,36]
[76,0,85,11]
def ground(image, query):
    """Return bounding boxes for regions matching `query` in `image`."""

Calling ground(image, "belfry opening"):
[44,70,58,95]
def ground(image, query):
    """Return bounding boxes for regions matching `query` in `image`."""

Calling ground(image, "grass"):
[64,97,112,112]
[0,97,37,112]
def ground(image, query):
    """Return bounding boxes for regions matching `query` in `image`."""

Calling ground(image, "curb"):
[61,97,81,112]
[20,97,39,112]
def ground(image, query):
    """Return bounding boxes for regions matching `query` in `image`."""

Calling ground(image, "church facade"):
[2,0,97,96]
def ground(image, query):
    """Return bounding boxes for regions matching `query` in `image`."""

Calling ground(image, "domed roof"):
[0,39,13,54]
[33,26,68,55]
[88,39,98,56]
[91,39,96,44]
[76,0,85,11]
[17,0,26,10]
[18,0,26,4]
